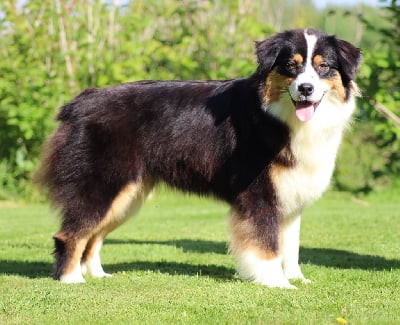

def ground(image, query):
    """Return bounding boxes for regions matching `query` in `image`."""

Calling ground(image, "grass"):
[1,188,399,324]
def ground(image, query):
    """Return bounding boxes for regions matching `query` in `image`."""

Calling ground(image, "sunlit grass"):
[1,189,399,324]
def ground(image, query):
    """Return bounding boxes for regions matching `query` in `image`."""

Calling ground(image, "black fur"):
[40,78,289,249]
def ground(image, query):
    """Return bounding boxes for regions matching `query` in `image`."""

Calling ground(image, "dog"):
[36,28,361,288]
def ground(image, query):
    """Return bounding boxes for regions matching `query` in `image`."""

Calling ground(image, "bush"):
[334,122,391,193]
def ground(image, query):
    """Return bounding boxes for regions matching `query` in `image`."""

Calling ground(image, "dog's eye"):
[317,62,330,74]
[286,61,297,72]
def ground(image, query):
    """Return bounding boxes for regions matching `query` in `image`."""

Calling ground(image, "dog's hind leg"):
[53,180,152,283]
[53,231,88,283]
[80,236,110,278]
[80,181,153,279]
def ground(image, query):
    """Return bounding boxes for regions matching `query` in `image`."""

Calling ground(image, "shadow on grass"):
[0,259,234,281]
[105,238,227,254]
[0,261,52,279]
[104,261,235,280]
[1,243,399,279]
[300,247,400,271]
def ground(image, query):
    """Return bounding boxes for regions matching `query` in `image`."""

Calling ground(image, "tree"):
[0,0,397,198]
[333,0,399,192]
[0,0,274,198]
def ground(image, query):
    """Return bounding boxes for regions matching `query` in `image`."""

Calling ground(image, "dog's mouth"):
[291,98,323,122]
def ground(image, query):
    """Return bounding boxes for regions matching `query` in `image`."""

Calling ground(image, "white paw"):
[283,263,311,284]
[254,275,298,289]
[59,263,85,283]
[236,251,297,289]
[81,261,112,278]
[286,274,313,285]
[299,277,312,284]
[92,271,112,278]
[59,272,86,284]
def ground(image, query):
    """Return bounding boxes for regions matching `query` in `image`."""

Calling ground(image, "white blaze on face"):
[289,32,329,122]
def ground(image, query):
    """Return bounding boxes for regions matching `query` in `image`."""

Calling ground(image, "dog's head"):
[255,29,361,124]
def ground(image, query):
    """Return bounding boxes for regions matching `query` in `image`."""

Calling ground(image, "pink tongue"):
[295,103,315,122]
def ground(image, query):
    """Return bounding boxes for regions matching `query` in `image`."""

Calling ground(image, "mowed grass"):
[1,188,399,324]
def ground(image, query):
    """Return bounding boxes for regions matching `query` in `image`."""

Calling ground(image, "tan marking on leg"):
[82,236,101,264]
[63,238,88,275]
[81,180,154,278]
[229,211,295,288]
[60,237,88,283]
[93,180,153,237]
[81,236,106,274]
[81,237,111,278]
[229,210,276,260]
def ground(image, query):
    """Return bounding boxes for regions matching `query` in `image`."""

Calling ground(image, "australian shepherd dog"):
[36,29,361,288]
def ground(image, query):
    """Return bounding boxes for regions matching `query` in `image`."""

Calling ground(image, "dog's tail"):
[34,88,99,206]
[33,118,71,207]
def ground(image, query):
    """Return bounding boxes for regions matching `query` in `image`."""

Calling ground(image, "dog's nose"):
[298,83,314,97]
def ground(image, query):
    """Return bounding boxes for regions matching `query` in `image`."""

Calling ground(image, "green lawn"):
[1,189,399,324]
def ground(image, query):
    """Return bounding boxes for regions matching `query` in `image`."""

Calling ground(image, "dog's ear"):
[255,34,283,77]
[333,37,362,84]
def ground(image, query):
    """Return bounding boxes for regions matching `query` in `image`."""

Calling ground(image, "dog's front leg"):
[281,215,311,284]
[229,203,296,289]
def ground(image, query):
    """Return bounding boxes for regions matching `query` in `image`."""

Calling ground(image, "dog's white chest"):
[271,125,343,218]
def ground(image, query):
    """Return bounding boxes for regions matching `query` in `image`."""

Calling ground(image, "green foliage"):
[0,1,274,198]
[0,0,398,198]
[352,0,400,191]
[318,1,399,193]
[335,123,388,192]
[0,2,57,198]
[1,190,400,323]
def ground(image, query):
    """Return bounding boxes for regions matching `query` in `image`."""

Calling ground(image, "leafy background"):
[0,0,398,200]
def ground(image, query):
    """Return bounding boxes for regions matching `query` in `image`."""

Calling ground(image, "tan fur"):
[63,180,154,278]
[312,54,324,66]
[323,71,346,103]
[263,69,294,105]
[293,53,303,65]
[82,236,103,264]
[61,237,88,277]
[311,54,347,103]
[229,210,276,260]
[84,180,153,255]
[95,182,148,235]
